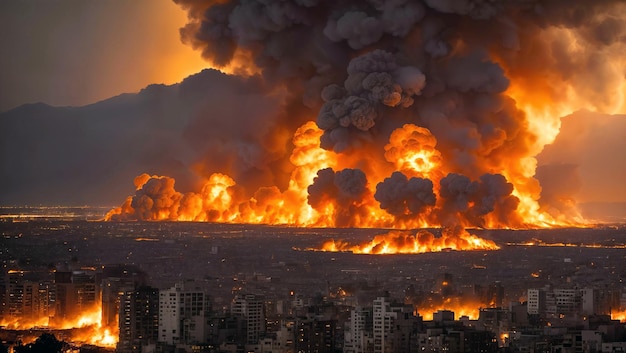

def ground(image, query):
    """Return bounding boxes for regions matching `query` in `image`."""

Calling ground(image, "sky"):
[0,0,208,112]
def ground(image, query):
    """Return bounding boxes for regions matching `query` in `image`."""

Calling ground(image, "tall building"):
[117,286,159,353]
[101,264,148,331]
[344,306,373,353]
[373,296,416,353]
[345,298,419,353]
[231,294,266,345]
[527,288,546,315]
[6,270,26,320]
[52,269,99,324]
[293,317,338,353]
[159,282,211,345]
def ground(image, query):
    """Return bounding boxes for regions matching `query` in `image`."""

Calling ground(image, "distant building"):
[231,294,266,345]
[295,318,337,353]
[527,288,546,315]
[344,306,373,353]
[527,286,611,318]
[117,286,159,353]
[158,282,211,345]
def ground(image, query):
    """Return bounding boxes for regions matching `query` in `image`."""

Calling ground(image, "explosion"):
[107,1,626,242]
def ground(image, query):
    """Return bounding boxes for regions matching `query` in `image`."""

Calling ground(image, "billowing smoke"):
[317,50,426,151]
[374,171,435,220]
[307,168,370,227]
[106,0,626,228]
[438,173,521,228]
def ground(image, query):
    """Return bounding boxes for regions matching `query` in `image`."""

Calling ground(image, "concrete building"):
[231,294,266,345]
[117,286,159,353]
[373,296,417,353]
[527,288,546,315]
[52,269,99,324]
[528,287,611,318]
[344,306,373,353]
[159,282,211,345]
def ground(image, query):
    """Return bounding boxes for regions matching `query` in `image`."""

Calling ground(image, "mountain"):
[0,69,282,205]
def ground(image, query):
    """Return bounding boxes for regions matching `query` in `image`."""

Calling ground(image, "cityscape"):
[2,0,626,353]
[1,207,625,352]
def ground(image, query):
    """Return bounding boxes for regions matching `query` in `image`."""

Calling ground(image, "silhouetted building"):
[117,286,159,353]
[231,294,266,345]
[295,318,338,353]
[52,269,99,324]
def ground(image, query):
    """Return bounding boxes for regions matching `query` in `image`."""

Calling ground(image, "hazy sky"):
[0,0,208,112]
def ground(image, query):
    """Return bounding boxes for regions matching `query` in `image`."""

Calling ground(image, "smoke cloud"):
[104,0,626,227]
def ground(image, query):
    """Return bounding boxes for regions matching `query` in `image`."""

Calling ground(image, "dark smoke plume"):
[104,0,626,225]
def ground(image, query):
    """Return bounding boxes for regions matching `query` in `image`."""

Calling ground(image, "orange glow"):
[105,119,591,230]
[384,124,443,181]
[0,304,118,348]
[612,310,626,323]
[418,298,482,321]
[316,228,498,254]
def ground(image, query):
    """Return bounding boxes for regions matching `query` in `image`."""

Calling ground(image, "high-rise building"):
[159,282,211,345]
[527,288,546,315]
[231,294,266,345]
[344,306,373,353]
[117,286,159,353]
[101,264,148,331]
[6,270,26,320]
[295,318,337,353]
[52,270,99,324]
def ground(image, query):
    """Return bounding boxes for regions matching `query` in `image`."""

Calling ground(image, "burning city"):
[1,0,626,352]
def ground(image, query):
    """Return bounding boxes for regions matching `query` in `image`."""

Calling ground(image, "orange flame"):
[316,227,498,254]
[106,115,595,231]
[612,310,626,323]
[384,124,443,181]
[0,304,118,348]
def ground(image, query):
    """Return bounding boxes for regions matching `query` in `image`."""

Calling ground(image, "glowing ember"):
[317,227,498,254]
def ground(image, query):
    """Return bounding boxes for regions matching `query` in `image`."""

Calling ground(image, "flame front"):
[0,304,118,348]
[318,228,498,254]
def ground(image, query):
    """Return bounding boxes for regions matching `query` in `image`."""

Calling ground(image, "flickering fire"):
[0,304,118,348]
[317,227,498,254]
[418,298,483,321]
[612,310,626,323]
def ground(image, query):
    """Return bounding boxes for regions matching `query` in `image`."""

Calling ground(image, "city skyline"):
[1,1,626,352]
